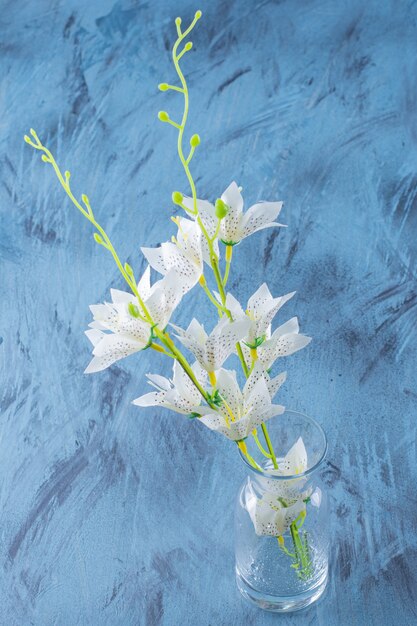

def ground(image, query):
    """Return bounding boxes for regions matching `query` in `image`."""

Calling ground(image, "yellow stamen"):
[199,274,206,287]
[171,215,188,241]
[277,536,284,547]
[245,309,256,321]
[209,371,216,386]
[219,393,236,426]
[250,348,258,362]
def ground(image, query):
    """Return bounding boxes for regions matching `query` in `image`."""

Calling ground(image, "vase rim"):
[238,409,328,480]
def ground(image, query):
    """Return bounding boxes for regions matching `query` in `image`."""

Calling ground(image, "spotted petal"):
[257,317,312,368]
[220,181,244,244]
[241,201,286,239]
[84,329,147,373]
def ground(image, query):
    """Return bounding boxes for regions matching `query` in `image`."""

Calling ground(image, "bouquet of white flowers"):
[25,10,315,586]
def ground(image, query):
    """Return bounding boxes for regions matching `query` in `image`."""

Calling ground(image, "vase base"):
[235,567,328,613]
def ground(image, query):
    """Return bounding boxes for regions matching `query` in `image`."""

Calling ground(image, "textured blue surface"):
[2,0,417,624]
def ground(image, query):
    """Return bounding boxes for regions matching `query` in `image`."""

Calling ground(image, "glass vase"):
[235,410,328,612]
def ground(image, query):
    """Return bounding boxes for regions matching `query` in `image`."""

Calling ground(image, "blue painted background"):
[2,0,417,624]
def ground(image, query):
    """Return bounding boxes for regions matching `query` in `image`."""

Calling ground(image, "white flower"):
[249,491,306,537]
[246,437,309,536]
[84,266,182,373]
[254,317,312,370]
[133,360,207,415]
[185,182,285,245]
[171,316,251,373]
[196,365,286,441]
[225,284,295,348]
[141,218,218,294]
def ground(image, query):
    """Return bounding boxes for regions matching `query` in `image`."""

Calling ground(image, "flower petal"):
[146,373,172,391]
[206,318,251,370]
[216,368,242,418]
[282,436,308,474]
[259,320,311,368]
[241,201,285,239]
[145,269,183,328]
[184,196,218,238]
[268,371,287,398]
[137,266,152,301]
[220,181,244,243]
[254,496,305,536]
[132,391,165,407]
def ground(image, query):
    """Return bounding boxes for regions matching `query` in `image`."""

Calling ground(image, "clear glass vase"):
[235,410,328,612]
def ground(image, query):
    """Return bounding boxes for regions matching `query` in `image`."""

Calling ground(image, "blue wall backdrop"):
[1,0,417,624]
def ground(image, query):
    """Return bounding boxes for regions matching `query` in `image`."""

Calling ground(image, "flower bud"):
[124,262,134,276]
[190,134,200,147]
[158,111,170,122]
[215,198,229,219]
[94,233,104,245]
[195,10,202,19]
[184,42,193,51]
[158,83,169,91]
[41,155,49,163]
[175,17,182,26]
[128,302,140,318]
[172,191,183,205]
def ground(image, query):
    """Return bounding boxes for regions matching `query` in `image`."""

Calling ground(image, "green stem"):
[290,514,312,579]
[156,330,215,407]
[200,280,224,313]
[25,132,215,410]
[260,423,278,469]
[252,431,273,458]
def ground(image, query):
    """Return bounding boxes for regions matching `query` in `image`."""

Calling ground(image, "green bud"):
[41,154,49,163]
[158,83,169,91]
[65,170,71,180]
[190,134,200,147]
[175,17,182,26]
[184,42,193,51]
[215,198,229,219]
[124,262,134,276]
[81,193,89,205]
[94,233,104,245]
[158,111,169,122]
[195,10,202,19]
[128,302,140,318]
[172,191,184,205]
[24,135,31,144]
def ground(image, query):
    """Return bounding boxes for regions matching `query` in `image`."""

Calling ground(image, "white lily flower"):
[182,196,218,242]
[196,366,285,441]
[254,317,312,370]
[185,182,285,246]
[225,284,295,348]
[246,437,309,536]
[133,360,207,415]
[249,492,306,537]
[141,217,218,294]
[84,266,182,373]
[171,316,251,373]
